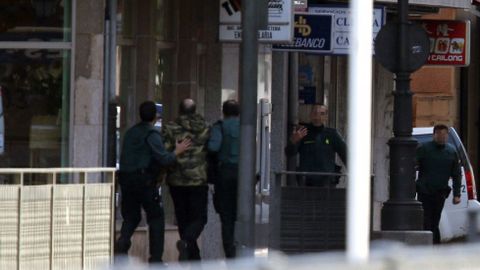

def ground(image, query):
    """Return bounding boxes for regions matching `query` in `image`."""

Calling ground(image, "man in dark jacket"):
[416,124,461,244]
[162,98,210,261]
[285,104,346,187]
[115,101,191,263]
[208,99,240,258]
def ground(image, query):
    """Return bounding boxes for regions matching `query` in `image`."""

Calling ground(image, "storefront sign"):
[219,0,294,42]
[420,20,470,66]
[272,14,333,53]
[308,5,386,55]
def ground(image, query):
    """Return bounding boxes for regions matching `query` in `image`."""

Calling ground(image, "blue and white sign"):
[309,5,386,55]
[273,14,334,53]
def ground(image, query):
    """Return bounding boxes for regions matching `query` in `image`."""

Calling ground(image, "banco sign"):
[273,14,334,53]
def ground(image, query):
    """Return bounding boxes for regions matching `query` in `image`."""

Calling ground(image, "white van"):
[413,126,480,242]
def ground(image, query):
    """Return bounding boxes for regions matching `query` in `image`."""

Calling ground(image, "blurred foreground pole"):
[347,0,373,262]
[236,0,260,257]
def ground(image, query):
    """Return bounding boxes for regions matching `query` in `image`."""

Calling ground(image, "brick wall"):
[411,8,458,128]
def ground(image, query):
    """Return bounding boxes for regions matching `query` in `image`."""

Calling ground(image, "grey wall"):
[372,63,394,230]
[270,52,289,174]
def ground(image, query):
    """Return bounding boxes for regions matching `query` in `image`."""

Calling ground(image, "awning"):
[376,0,471,9]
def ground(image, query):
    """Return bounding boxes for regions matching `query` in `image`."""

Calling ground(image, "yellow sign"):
[295,16,311,36]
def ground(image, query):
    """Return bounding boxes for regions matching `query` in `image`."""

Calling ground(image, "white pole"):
[347,0,373,262]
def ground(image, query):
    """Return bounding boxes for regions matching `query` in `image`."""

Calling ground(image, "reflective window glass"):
[117,0,134,38]
[0,0,72,42]
[155,0,175,41]
[0,49,70,168]
[155,49,174,101]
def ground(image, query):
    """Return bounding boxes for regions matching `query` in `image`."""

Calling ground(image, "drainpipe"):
[103,0,117,167]
[287,52,298,185]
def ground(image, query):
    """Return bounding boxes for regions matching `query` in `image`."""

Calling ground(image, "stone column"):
[72,0,106,167]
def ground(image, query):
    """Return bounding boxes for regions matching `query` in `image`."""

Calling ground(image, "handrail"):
[0,167,117,186]
[0,167,116,173]
[274,170,347,177]
[273,170,375,178]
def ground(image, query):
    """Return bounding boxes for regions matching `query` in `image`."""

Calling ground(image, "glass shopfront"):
[116,0,178,226]
[0,0,72,168]
[117,0,176,129]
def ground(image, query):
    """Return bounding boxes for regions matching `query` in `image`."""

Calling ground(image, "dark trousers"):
[214,164,238,258]
[418,191,446,244]
[169,185,208,261]
[115,173,165,263]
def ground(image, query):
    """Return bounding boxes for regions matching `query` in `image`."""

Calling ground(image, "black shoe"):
[176,240,189,261]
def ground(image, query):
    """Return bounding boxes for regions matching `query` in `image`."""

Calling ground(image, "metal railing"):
[0,167,116,270]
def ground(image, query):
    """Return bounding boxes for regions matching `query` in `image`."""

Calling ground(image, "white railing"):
[0,167,116,270]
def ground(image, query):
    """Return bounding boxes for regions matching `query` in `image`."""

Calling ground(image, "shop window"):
[117,0,175,41]
[0,0,72,42]
[117,0,134,38]
[0,49,70,168]
[155,0,175,41]
[117,45,136,133]
[155,49,174,102]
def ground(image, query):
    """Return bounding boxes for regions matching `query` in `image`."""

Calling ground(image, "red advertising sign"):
[420,20,470,66]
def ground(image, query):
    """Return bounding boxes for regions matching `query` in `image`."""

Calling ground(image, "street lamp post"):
[380,0,424,230]
[236,0,260,257]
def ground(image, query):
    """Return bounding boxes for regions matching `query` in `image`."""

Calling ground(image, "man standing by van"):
[416,124,461,244]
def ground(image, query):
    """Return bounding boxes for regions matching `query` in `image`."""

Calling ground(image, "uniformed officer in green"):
[285,104,347,186]
[115,101,191,264]
[208,99,240,258]
[416,124,461,244]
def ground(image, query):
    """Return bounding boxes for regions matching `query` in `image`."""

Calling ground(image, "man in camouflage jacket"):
[162,98,209,261]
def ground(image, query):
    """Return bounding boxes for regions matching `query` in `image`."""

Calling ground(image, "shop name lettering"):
[293,37,326,48]
[428,55,463,62]
[335,16,381,28]
[233,30,274,39]
[268,0,284,12]
[277,37,326,49]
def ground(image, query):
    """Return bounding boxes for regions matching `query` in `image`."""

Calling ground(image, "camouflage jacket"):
[162,114,210,186]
